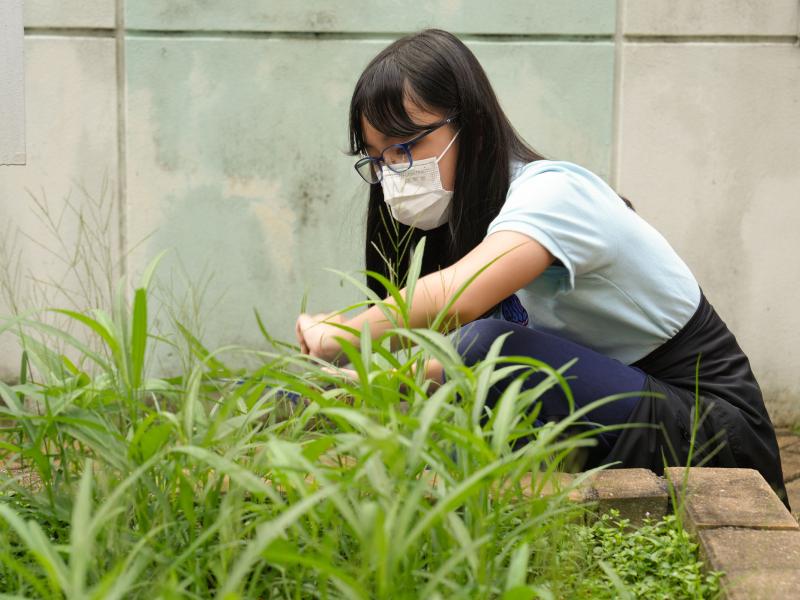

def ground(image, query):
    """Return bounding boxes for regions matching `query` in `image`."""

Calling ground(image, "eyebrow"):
[364,132,411,154]
[364,125,437,155]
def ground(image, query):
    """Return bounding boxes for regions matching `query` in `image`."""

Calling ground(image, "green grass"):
[556,510,723,599]
[0,242,722,599]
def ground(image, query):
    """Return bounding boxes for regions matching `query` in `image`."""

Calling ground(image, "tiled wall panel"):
[2,1,799,421]
[124,37,613,360]
[617,43,800,421]
[0,37,119,380]
[126,1,615,34]
[23,0,115,29]
[0,0,25,165]
[623,0,799,36]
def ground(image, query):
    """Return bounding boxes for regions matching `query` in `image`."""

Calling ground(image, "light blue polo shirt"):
[487,160,701,364]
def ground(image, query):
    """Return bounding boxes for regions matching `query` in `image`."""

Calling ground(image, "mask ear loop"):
[435,129,461,164]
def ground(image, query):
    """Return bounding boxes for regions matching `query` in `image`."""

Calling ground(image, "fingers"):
[295,314,310,354]
[295,311,343,357]
[322,366,358,381]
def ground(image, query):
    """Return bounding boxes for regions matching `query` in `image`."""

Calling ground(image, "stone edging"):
[558,467,800,599]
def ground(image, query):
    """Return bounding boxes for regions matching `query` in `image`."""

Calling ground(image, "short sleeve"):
[487,166,619,290]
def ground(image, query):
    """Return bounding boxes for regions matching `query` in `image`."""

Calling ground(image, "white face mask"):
[380,130,460,230]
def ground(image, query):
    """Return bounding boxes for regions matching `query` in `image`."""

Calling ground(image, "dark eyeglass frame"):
[354,116,457,184]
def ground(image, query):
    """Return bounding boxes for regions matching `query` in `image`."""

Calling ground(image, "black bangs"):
[349,61,433,156]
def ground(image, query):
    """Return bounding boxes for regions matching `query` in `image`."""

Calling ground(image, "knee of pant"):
[452,318,518,366]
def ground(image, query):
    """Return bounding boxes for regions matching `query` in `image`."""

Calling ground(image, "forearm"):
[306,232,552,365]
[318,267,466,360]
[348,268,463,335]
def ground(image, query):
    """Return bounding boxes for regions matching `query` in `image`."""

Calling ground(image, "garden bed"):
[557,466,800,599]
[0,272,786,598]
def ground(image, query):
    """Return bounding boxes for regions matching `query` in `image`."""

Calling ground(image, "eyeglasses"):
[354,116,457,184]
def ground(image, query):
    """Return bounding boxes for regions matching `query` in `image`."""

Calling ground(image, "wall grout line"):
[23,28,612,41]
[624,34,799,44]
[115,0,127,283]
[24,27,799,44]
[24,27,114,37]
[609,0,625,189]
[122,30,615,43]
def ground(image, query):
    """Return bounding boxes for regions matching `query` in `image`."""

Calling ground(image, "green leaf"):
[0,503,71,593]
[403,237,426,318]
[502,586,539,600]
[216,486,338,598]
[69,460,94,596]
[130,288,148,390]
[505,542,530,592]
[176,321,229,375]
[88,556,146,600]
[140,248,169,290]
[18,349,28,385]
[409,380,457,466]
[130,416,173,462]
[178,471,197,526]
[171,446,273,497]
[253,307,297,352]
[260,545,369,600]
[491,377,524,455]
[51,308,121,362]
[598,560,634,599]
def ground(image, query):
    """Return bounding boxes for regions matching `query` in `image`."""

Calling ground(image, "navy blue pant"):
[447,319,647,458]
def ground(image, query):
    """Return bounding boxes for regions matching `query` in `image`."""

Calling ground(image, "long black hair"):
[348,29,626,298]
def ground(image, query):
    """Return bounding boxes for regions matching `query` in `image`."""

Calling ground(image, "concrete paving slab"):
[699,528,800,600]
[776,432,800,451]
[582,468,669,524]
[664,467,799,532]
[699,527,800,570]
[779,449,800,482]
[724,570,800,600]
[786,479,800,521]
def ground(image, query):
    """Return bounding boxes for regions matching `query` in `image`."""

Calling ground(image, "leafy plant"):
[553,509,723,599]
[0,234,721,599]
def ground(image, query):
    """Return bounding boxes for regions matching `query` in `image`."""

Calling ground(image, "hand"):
[295,312,346,362]
[322,365,359,383]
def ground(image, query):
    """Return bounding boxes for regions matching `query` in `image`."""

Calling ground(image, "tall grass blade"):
[69,460,94,597]
[130,288,147,390]
[216,486,338,598]
[0,504,71,594]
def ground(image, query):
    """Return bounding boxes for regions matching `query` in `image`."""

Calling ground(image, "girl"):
[295,29,788,506]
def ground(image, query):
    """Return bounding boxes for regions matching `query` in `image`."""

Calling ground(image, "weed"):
[0,230,720,598]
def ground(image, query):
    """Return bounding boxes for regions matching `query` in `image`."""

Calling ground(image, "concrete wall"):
[616,0,800,425]
[0,0,26,165]
[1,1,798,423]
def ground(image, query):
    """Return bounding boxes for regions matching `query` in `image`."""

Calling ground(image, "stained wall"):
[1,1,798,422]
